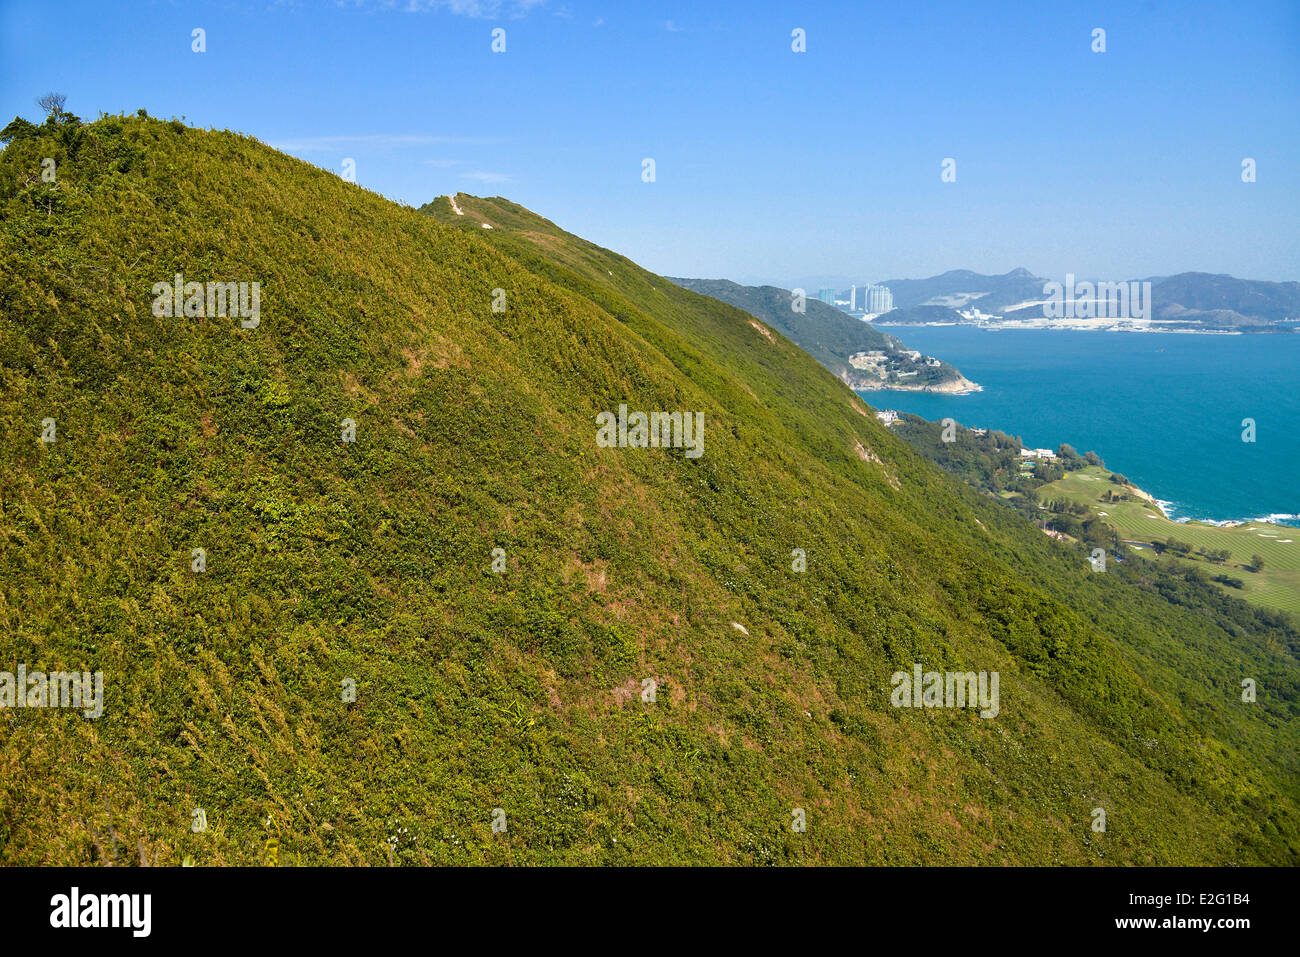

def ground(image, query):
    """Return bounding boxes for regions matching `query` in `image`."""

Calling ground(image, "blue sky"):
[2,0,1297,285]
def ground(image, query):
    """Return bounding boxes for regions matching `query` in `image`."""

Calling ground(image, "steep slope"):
[1,118,1297,865]
[428,193,1300,803]
[665,277,976,392]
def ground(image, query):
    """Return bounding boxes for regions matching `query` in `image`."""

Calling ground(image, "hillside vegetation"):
[666,278,973,392]
[0,115,1297,865]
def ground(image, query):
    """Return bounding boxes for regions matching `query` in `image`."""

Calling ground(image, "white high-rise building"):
[864,284,893,315]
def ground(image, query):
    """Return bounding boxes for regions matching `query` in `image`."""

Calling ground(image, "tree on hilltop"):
[36,92,67,117]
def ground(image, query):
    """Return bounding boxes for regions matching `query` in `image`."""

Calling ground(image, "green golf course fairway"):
[1040,467,1300,619]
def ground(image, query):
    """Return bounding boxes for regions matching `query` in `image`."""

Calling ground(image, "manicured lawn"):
[1041,467,1300,617]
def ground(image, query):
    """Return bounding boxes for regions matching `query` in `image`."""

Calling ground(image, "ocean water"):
[861,328,1300,527]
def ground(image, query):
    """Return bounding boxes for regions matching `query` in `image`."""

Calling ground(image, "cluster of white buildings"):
[830,283,895,316]
[850,350,890,373]
[848,283,894,316]
[864,283,894,315]
[1018,447,1057,460]
[876,409,901,426]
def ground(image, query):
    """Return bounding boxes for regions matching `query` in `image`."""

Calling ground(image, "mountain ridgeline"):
[666,278,976,393]
[1,114,1297,865]
[870,268,1300,330]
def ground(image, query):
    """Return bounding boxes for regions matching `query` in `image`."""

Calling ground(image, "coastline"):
[872,320,1257,335]
[849,374,982,395]
[1149,496,1300,530]
[853,332,1298,532]
[1103,476,1297,531]
[1037,465,1298,614]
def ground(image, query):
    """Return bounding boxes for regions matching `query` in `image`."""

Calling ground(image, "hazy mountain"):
[881,268,1044,311]
[874,268,1300,330]
[1147,272,1300,327]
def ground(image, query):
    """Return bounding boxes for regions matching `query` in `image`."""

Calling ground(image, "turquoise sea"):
[861,328,1300,527]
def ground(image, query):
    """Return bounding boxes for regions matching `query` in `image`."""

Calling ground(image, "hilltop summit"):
[1,115,1296,864]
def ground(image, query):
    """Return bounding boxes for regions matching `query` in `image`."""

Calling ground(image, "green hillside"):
[1,114,1297,866]
[666,278,974,392]
[664,276,897,355]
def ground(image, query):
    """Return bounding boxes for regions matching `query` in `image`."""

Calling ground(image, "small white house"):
[875,410,900,426]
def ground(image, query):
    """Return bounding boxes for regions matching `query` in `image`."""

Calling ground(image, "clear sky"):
[3,0,1297,285]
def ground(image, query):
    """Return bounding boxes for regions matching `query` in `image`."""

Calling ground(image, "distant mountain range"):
[882,268,1045,311]
[668,278,978,392]
[868,269,1300,332]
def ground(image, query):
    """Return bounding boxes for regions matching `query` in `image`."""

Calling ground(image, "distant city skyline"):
[865,284,893,315]
[2,0,1296,282]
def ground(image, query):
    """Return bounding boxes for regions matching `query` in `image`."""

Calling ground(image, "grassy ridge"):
[0,117,1296,865]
